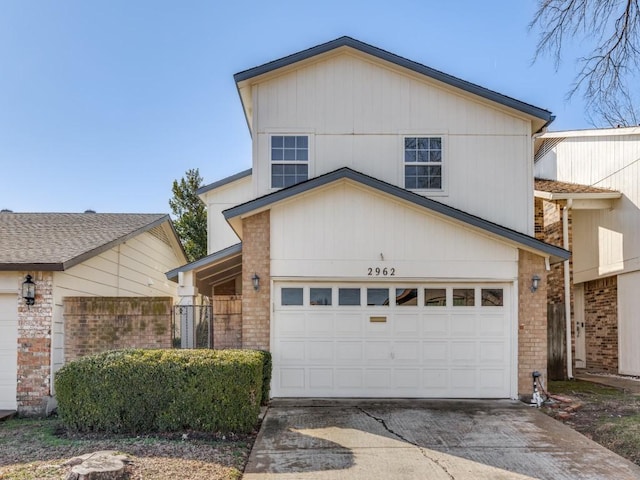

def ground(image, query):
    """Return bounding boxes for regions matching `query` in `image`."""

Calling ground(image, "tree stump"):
[65,451,129,480]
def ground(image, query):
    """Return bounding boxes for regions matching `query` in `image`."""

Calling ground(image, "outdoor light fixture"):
[22,274,36,306]
[252,273,260,291]
[531,274,541,293]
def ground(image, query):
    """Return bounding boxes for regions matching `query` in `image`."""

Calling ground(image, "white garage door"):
[272,283,513,398]
[0,294,18,410]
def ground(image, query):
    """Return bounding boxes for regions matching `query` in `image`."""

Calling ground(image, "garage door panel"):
[335,314,363,335]
[479,342,508,363]
[278,341,305,362]
[364,341,391,361]
[422,315,449,336]
[307,341,334,362]
[272,283,512,398]
[450,314,477,336]
[307,314,334,334]
[309,369,333,389]
[0,294,18,410]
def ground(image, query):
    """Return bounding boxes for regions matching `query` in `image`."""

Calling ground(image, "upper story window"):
[404,137,442,190]
[271,135,308,188]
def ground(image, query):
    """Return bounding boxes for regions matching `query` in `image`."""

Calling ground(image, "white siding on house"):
[535,135,640,283]
[618,270,640,375]
[201,175,253,253]
[252,52,535,234]
[270,182,519,281]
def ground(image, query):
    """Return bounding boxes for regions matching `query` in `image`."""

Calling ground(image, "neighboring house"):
[0,212,188,414]
[168,37,569,400]
[534,127,639,376]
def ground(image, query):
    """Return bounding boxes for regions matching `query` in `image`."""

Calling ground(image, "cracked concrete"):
[243,399,640,479]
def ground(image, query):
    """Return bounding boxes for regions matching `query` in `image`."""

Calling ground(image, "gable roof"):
[197,168,252,196]
[234,36,554,133]
[0,212,183,271]
[224,167,570,263]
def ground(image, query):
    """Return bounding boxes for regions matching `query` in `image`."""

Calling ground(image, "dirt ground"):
[543,379,640,466]
[0,418,257,479]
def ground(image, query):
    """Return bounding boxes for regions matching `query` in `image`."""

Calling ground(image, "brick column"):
[518,250,548,398]
[17,271,53,415]
[241,211,270,350]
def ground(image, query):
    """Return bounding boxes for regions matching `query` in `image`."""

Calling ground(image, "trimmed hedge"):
[55,349,270,434]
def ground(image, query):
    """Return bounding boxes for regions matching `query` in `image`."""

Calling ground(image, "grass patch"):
[0,416,253,479]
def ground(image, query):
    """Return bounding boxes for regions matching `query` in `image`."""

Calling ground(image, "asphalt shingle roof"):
[534,178,618,195]
[0,212,169,270]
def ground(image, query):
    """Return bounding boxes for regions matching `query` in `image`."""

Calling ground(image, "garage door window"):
[453,288,475,306]
[281,288,303,306]
[481,288,504,307]
[425,288,446,306]
[310,288,332,306]
[339,288,361,306]
[396,288,417,306]
[367,288,390,306]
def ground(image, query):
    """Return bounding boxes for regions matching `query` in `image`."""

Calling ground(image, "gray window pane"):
[429,137,441,149]
[367,288,389,306]
[339,288,360,305]
[272,136,283,148]
[297,149,308,161]
[296,136,308,148]
[396,288,417,306]
[428,177,442,189]
[282,288,303,306]
[272,148,283,160]
[453,288,474,306]
[417,137,429,149]
[284,136,296,148]
[425,289,446,306]
[405,177,417,189]
[283,148,296,160]
[405,137,416,149]
[430,150,442,162]
[405,150,416,162]
[310,288,332,306]
[298,164,308,175]
[271,176,284,188]
[272,164,284,174]
[481,288,503,306]
[418,150,430,162]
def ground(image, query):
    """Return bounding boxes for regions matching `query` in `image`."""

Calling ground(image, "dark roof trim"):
[224,168,569,261]
[166,243,242,282]
[197,169,253,196]
[234,36,553,122]
[0,263,64,272]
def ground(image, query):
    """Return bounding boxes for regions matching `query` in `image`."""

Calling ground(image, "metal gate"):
[173,304,213,349]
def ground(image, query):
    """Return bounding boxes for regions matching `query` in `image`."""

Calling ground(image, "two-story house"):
[168,37,569,400]
[535,127,639,377]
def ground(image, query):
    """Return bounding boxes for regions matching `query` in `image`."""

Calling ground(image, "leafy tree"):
[169,168,207,262]
[530,0,640,126]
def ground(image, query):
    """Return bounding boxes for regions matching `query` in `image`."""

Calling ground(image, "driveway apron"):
[244,399,640,480]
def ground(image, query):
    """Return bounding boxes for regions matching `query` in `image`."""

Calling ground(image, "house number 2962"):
[367,267,395,276]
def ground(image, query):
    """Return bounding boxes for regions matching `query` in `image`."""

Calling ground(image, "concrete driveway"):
[244,399,640,480]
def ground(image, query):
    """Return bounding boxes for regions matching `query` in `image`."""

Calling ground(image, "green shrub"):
[257,350,272,405]
[55,349,266,434]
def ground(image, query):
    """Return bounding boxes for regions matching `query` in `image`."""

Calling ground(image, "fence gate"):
[173,304,213,349]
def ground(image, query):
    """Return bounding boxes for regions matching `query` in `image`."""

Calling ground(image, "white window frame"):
[270,134,310,189]
[402,135,447,195]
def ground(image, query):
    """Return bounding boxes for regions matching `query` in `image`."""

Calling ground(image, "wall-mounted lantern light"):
[22,274,36,305]
[252,273,260,291]
[531,274,541,293]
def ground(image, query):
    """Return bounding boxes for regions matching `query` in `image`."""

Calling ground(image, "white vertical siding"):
[538,135,640,282]
[252,52,534,234]
[270,182,519,280]
[619,270,640,375]
[202,175,253,253]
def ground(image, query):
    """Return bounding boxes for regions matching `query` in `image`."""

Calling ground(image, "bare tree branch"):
[531,0,640,126]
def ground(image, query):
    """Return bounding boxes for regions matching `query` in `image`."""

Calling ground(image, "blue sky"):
[0,1,590,214]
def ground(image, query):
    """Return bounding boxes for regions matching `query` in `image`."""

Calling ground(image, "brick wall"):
[213,295,242,348]
[63,297,172,363]
[518,249,548,397]
[17,271,53,416]
[584,277,618,372]
[241,211,270,350]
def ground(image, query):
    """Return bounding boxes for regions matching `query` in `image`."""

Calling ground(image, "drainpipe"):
[563,199,574,379]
